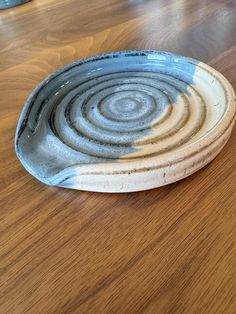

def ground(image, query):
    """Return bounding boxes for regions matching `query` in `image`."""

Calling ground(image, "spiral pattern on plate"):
[15,51,235,191]
[50,71,207,159]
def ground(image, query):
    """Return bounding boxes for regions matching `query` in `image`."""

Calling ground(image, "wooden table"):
[1,0,236,312]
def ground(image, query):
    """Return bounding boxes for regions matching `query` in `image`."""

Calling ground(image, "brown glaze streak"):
[67,113,236,177]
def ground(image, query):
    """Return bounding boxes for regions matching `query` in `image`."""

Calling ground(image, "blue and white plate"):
[15,51,236,192]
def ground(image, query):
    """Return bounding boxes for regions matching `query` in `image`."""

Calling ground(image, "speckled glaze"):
[15,51,236,192]
[0,0,30,9]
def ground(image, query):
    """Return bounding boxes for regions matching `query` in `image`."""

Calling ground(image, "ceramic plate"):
[15,51,236,192]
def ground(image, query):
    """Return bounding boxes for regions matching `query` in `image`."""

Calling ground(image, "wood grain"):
[0,0,236,313]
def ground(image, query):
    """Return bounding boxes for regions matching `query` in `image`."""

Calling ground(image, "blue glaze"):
[0,0,31,9]
[15,51,199,186]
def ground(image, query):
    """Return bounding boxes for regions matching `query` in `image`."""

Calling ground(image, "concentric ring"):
[51,71,206,158]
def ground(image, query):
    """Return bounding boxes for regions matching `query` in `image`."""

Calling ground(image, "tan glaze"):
[1,0,236,312]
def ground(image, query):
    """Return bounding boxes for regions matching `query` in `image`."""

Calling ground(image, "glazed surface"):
[15,51,235,191]
[0,0,30,9]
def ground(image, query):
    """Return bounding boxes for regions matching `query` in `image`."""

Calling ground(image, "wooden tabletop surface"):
[1,0,236,313]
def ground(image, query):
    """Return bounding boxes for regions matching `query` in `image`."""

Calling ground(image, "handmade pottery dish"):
[15,51,236,192]
[0,0,31,9]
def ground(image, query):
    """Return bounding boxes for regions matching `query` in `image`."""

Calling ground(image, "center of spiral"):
[115,97,139,112]
[100,89,156,122]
